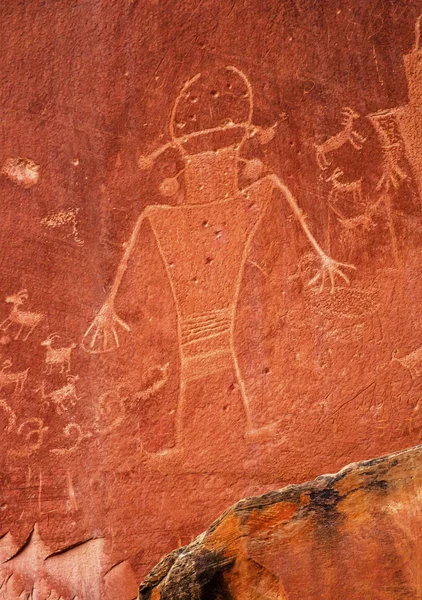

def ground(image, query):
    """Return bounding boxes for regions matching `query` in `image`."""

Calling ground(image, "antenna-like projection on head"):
[169,72,202,149]
[414,14,422,52]
[226,65,254,130]
[138,73,202,170]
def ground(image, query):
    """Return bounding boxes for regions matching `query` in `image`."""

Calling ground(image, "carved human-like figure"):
[82,67,355,450]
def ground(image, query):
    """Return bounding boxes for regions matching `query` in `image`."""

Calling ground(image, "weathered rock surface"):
[139,444,422,600]
[2,1,422,596]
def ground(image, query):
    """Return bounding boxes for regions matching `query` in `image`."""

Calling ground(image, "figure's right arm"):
[82,208,151,354]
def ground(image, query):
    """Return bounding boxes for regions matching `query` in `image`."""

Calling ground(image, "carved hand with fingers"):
[308,254,356,294]
[268,174,356,294]
[82,302,130,354]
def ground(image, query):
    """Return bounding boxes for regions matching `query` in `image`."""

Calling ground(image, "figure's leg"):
[383,194,399,265]
[231,347,279,441]
[14,324,24,340]
[141,371,184,463]
[0,318,11,331]
[173,377,186,450]
[231,350,253,431]
[23,323,38,341]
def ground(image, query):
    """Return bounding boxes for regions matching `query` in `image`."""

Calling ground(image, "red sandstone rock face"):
[139,445,422,600]
[1,1,422,597]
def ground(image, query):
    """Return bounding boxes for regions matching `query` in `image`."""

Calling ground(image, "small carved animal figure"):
[326,167,363,211]
[393,347,422,380]
[315,107,366,170]
[38,376,80,415]
[41,334,76,374]
[0,290,44,341]
[0,360,29,394]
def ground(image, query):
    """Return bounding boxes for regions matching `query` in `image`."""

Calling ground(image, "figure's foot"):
[244,421,280,443]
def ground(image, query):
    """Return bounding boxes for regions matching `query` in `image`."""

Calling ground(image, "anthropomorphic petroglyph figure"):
[41,334,76,374]
[367,110,408,193]
[0,360,29,395]
[82,66,355,451]
[366,109,412,263]
[315,107,366,170]
[0,290,44,341]
[390,14,422,197]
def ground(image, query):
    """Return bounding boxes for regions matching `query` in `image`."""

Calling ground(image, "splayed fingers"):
[308,257,356,294]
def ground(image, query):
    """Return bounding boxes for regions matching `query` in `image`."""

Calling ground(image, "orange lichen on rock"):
[139,444,422,600]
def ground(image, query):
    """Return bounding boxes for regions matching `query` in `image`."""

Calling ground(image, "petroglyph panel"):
[1,1,422,597]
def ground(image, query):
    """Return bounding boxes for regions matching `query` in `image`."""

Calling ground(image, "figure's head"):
[138,65,277,173]
[5,289,28,306]
[41,334,59,347]
[169,66,253,154]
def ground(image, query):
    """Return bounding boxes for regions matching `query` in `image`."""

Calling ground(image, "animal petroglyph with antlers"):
[315,107,366,170]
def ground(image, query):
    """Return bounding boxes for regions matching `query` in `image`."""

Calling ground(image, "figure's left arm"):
[266,173,356,293]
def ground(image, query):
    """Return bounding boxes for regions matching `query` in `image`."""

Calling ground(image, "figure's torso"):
[147,177,274,320]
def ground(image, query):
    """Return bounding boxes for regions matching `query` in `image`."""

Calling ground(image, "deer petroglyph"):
[315,107,366,170]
